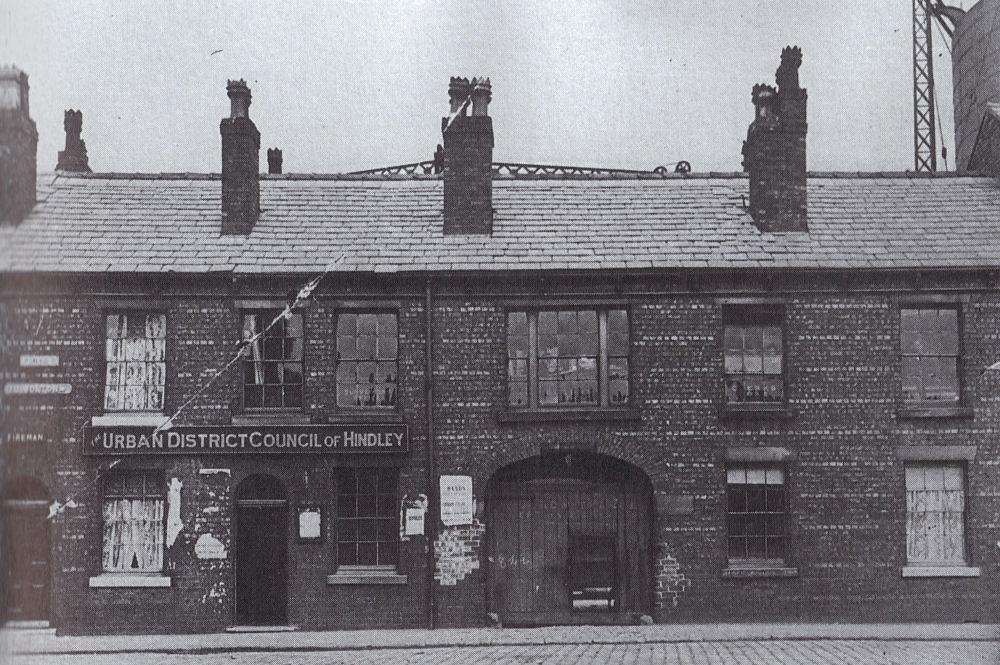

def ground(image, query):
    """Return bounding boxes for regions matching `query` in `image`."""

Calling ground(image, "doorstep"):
[225,625,299,633]
[2,621,53,631]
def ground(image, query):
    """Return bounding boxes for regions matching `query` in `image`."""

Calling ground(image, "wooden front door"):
[488,477,651,625]
[2,500,50,623]
[234,502,288,625]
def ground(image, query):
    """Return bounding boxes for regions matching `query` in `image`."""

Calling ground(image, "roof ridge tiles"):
[43,169,995,182]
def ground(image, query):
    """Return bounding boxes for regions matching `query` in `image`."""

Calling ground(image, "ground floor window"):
[727,466,785,565]
[102,470,164,573]
[336,468,398,567]
[905,464,966,565]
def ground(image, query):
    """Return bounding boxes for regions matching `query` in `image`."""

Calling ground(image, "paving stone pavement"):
[6,640,1000,665]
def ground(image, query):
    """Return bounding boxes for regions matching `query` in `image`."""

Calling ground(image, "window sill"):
[896,406,974,420]
[721,405,794,420]
[91,413,168,427]
[902,565,980,578]
[232,411,311,426]
[498,407,641,424]
[89,573,172,588]
[326,567,407,585]
[323,410,404,424]
[722,566,799,579]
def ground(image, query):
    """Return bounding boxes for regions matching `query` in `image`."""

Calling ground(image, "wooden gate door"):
[488,477,651,625]
[2,500,50,623]
[234,503,288,625]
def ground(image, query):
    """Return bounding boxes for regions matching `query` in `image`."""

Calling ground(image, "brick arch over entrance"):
[1,476,51,624]
[486,451,653,626]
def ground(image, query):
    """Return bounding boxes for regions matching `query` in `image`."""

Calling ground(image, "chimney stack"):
[742,46,808,232]
[0,66,38,225]
[220,79,260,235]
[56,109,91,172]
[442,76,494,235]
[267,148,282,174]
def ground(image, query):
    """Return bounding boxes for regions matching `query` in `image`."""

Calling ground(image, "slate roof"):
[1,171,999,274]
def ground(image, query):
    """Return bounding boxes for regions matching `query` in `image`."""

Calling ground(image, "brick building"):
[0,49,998,634]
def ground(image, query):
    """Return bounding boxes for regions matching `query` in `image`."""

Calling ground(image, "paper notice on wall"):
[405,507,425,535]
[440,475,473,526]
[298,509,322,539]
[166,478,183,547]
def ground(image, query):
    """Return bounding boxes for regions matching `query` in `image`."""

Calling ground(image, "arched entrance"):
[234,475,288,625]
[486,452,653,625]
[1,478,50,624]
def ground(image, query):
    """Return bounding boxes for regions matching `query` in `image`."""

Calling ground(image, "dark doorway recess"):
[1,477,51,624]
[487,452,653,626]
[234,475,288,626]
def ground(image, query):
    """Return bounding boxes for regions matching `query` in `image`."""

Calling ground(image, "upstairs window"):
[102,470,164,573]
[242,310,304,409]
[901,308,959,404]
[337,468,399,567]
[727,466,786,566]
[336,313,398,408]
[724,307,784,407]
[905,464,967,566]
[507,309,629,408]
[104,313,166,412]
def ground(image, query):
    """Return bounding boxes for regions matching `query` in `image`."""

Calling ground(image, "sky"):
[0,0,970,174]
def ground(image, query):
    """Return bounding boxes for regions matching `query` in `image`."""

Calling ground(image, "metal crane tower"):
[913,0,938,172]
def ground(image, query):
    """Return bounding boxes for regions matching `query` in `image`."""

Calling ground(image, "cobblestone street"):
[6,639,999,665]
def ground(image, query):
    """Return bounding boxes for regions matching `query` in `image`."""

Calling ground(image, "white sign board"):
[298,509,322,540]
[439,475,473,526]
[4,383,72,395]
[405,507,425,536]
[20,355,60,368]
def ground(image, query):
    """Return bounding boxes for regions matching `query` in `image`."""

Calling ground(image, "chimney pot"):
[267,148,283,174]
[227,79,252,119]
[448,77,472,114]
[220,78,260,234]
[56,109,91,172]
[470,77,492,117]
[0,65,37,225]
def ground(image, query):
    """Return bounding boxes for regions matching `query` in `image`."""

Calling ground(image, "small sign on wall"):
[440,475,473,526]
[20,355,59,368]
[297,505,323,542]
[405,507,425,536]
[4,383,72,395]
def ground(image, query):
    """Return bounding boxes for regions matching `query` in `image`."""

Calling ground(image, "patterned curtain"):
[102,498,164,572]
[905,465,965,565]
[105,313,166,411]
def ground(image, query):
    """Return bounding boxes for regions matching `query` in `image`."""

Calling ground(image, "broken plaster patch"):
[195,533,227,559]
[166,478,183,547]
[434,517,485,586]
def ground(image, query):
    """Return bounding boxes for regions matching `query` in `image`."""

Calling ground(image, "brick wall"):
[1,278,432,633]
[2,270,999,632]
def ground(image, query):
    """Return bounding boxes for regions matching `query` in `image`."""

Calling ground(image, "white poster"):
[405,507,425,535]
[439,475,473,526]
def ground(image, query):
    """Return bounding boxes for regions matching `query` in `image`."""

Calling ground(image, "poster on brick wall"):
[439,475,473,526]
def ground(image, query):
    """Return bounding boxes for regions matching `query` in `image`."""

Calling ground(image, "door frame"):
[232,476,289,626]
[2,481,51,626]
[485,453,654,626]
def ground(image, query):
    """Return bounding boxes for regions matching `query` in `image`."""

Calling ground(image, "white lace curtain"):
[906,465,965,565]
[102,498,164,572]
[105,313,166,411]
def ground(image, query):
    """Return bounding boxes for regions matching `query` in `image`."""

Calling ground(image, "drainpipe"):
[424,278,437,629]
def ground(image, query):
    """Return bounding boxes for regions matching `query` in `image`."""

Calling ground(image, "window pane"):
[507,312,528,337]
[337,313,398,408]
[337,469,399,568]
[608,309,628,334]
[102,471,164,573]
[508,381,528,407]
